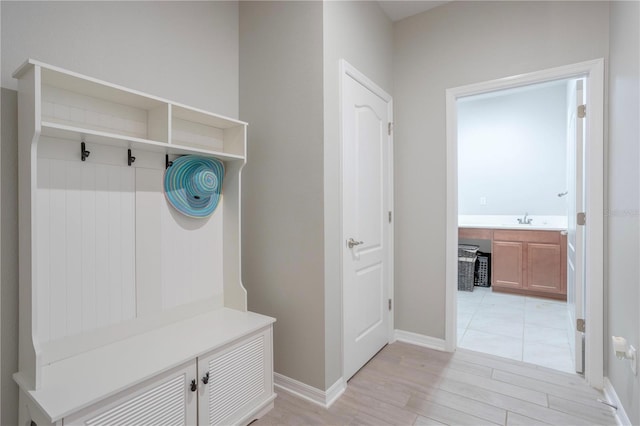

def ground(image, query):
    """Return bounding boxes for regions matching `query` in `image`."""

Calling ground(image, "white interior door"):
[566,78,586,374]
[341,61,392,381]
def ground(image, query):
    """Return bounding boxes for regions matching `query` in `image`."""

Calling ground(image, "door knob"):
[347,238,364,248]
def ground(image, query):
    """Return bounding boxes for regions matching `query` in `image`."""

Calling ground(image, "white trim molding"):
[603,377,632,426]
[274,373,346,409]
[394,329,447,351]
[445,58,605,388]
[325,377,347,407]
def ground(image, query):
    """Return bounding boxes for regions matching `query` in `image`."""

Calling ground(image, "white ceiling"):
[378,1,449,22]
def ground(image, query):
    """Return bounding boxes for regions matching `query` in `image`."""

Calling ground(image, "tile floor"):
[457,286,575,373]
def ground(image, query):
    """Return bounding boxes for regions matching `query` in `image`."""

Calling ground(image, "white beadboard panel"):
[41,296,224,366]
[108,166,123,323]
[135,168,164,317]
[81,165,97,333]
[94,164,111,330]
[65,161,83,337]
[120,169,136,322]
[36,156,136,344]
[49,159,68,341]
[135,167,224,314]
[161,202,224,310]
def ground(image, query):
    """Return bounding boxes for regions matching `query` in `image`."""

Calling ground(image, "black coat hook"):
[166,154,173,169]
[128,149,136,166]
[81,141,90,161]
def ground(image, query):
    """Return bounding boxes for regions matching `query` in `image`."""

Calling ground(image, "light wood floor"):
[255,342,617,425]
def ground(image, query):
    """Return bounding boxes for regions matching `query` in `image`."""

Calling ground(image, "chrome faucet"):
[517,213,533,225]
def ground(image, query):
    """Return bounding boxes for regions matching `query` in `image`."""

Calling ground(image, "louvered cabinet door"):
[197,326,273,426]
[64,362,197,426]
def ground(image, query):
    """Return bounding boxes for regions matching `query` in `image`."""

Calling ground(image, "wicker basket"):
[458,244,479,292]
[458,256,477,291]
[458,244,479,258]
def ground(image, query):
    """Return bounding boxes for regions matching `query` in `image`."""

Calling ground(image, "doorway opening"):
[444,59,604,388]
[456,78,581,374]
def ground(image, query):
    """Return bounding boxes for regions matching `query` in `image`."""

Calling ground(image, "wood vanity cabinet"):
[492,230,567,299]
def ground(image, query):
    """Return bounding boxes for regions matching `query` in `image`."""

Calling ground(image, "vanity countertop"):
[458,215,567,232]
[459,223,567,231]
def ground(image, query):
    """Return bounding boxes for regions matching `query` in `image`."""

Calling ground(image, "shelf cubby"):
[40,67,169,143]
[171,104,246,158]
[14,59,247,163]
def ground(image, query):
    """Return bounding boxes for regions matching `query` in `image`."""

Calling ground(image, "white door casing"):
[341,60,393,381]
[566,78,586,373]
[445,59,604,388]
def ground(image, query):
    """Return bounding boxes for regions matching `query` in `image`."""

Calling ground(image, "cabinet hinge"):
[577,318,586,332]
[388,211,392,223]
[388,122,393,136]
[578,104,586,118]
[577,212,586,226]
[388,299,392,311]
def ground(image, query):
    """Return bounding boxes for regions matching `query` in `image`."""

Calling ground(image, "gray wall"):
[1,1,239,117]
[239,0,392,392]
[239,1,326,390]
[1,2,240,423]
[322,0,392,389]
[458,83,568,216]
[392,1,610,339]
[606,1,639,423]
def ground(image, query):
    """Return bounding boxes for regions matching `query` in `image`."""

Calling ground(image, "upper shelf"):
[40,122,246,162]
[16,59,247,162]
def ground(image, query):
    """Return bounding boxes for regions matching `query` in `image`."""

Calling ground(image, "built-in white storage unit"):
[13,59,275,425]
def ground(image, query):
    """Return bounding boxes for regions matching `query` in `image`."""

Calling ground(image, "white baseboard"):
[274,373,346,409]
[394,329,448,351]
[325,376,347,407]
[603,377,632,426]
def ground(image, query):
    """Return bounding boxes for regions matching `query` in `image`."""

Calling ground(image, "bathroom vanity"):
[459,226,567,300]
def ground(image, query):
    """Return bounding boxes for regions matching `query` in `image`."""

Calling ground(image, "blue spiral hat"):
[164,155,224,218]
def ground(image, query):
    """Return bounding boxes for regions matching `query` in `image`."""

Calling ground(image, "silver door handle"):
[347,238,364,248]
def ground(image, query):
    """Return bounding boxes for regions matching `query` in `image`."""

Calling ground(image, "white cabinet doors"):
[197,328,273,426]
[65,362,197,426]
[61,328,274,426]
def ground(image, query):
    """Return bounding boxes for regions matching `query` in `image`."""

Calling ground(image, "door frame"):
[339,59,395,380]
[444,59,604,388]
